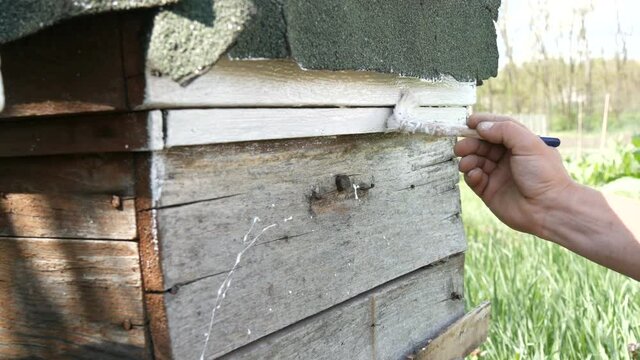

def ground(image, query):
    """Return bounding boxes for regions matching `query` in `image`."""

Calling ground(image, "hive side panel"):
[219,255,465,360]
[0,111,163,158]
[0,237,145,359]
[154,134,466,358]
[0,154,138,240]
[0,153,135,195]
[0,153,147,357]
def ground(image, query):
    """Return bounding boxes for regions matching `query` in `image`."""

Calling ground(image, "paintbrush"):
[386,93,561,147]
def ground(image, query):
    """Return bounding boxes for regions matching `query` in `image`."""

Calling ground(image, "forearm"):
[539,183,640,281]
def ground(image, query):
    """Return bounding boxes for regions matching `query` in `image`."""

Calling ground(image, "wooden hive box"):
[0,1,498,359]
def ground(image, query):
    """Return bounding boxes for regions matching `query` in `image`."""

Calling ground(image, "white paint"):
[199,217,277,360]
[146,110,165,150]
[140,58,476,109]
[386,93,474,137]
[165,107,468,147]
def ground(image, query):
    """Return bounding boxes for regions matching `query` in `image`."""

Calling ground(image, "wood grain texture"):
[0,153,138,240]
[0,111,163,157]
[0,153,135,196]
[414,301,491,360]
[219,255,465,360]
[0,193,137,240]
[134,153,172,359]
[165,107,467,147]
[138,58,475,109]
[0,13,127,118]
[153,134,466,358]
[0,54,4,112]
[0,237,145,359]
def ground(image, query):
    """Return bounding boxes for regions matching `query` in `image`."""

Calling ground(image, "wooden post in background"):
[577,100,584,159]
[600,93,611,152]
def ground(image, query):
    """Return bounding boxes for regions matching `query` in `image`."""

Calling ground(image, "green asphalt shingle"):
[2,0,500,83]
[0,0,177,44]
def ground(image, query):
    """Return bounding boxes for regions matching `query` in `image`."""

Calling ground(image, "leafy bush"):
[565,135,640,186]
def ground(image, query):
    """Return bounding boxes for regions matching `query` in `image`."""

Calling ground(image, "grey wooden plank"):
[219,254,465,360]
[414,301,491,360]
[153,134,466,358]
[138,58,476,109]
[165,107,467,147]
[0,237,145,359]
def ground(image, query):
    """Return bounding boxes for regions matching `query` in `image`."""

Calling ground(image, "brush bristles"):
[386,93,477,138]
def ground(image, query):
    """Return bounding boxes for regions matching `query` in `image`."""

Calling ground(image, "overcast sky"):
[497,0,640,67]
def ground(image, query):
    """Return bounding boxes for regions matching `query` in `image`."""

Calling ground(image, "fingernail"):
[477,122,494,131]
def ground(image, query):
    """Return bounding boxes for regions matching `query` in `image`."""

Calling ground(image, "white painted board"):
[138,59,476,109]
[165,107,468,147]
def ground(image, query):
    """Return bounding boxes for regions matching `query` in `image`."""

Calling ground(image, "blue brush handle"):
[540,136,561,148]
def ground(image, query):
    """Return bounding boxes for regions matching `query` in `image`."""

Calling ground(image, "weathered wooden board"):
[165,107,468,147]
[414,301,491,360]
[218,255,465,360]
[136,58,476,109]
[0,237,145,359]
[0,111,163,157]
[0,193,137,240]
[0,14,127,118]
[0,153,135,196]
[152,134,466,358]
[0,153,138,240]
[0,54,4,112]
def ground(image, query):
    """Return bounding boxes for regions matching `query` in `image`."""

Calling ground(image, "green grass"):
[461,181,640,359]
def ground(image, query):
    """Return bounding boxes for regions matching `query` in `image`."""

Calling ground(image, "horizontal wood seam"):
[0,235,139,243]
[221,252,466,357]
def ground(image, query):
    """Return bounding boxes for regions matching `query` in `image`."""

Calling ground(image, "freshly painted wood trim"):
[165,107,467,147]
[413,302,491,360]
[0,111,163,157]
[0,193,137,240]
[138,58,476,109]
[0,237,145,359]
[153,135,466,357]
[218,255,465,360]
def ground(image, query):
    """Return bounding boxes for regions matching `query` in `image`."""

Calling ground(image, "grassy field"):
[461,151,640,359]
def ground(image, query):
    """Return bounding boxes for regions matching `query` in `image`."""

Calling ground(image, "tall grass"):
[462,145,640,359]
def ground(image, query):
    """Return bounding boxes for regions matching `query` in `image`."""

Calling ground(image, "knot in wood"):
[335,175,352,192]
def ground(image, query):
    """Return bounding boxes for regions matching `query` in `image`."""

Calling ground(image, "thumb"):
[475,120,545,155]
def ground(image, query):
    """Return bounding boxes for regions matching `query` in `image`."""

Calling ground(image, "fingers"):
[464,168,489,196]
[467,113,527,129]
[474,119,545,155]
[459,154,498,174]
[454,138,506,162]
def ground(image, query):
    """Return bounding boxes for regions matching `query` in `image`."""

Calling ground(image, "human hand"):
[454,114,575,236]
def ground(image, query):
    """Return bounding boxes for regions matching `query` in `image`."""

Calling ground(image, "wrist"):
[537,180,583,243]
